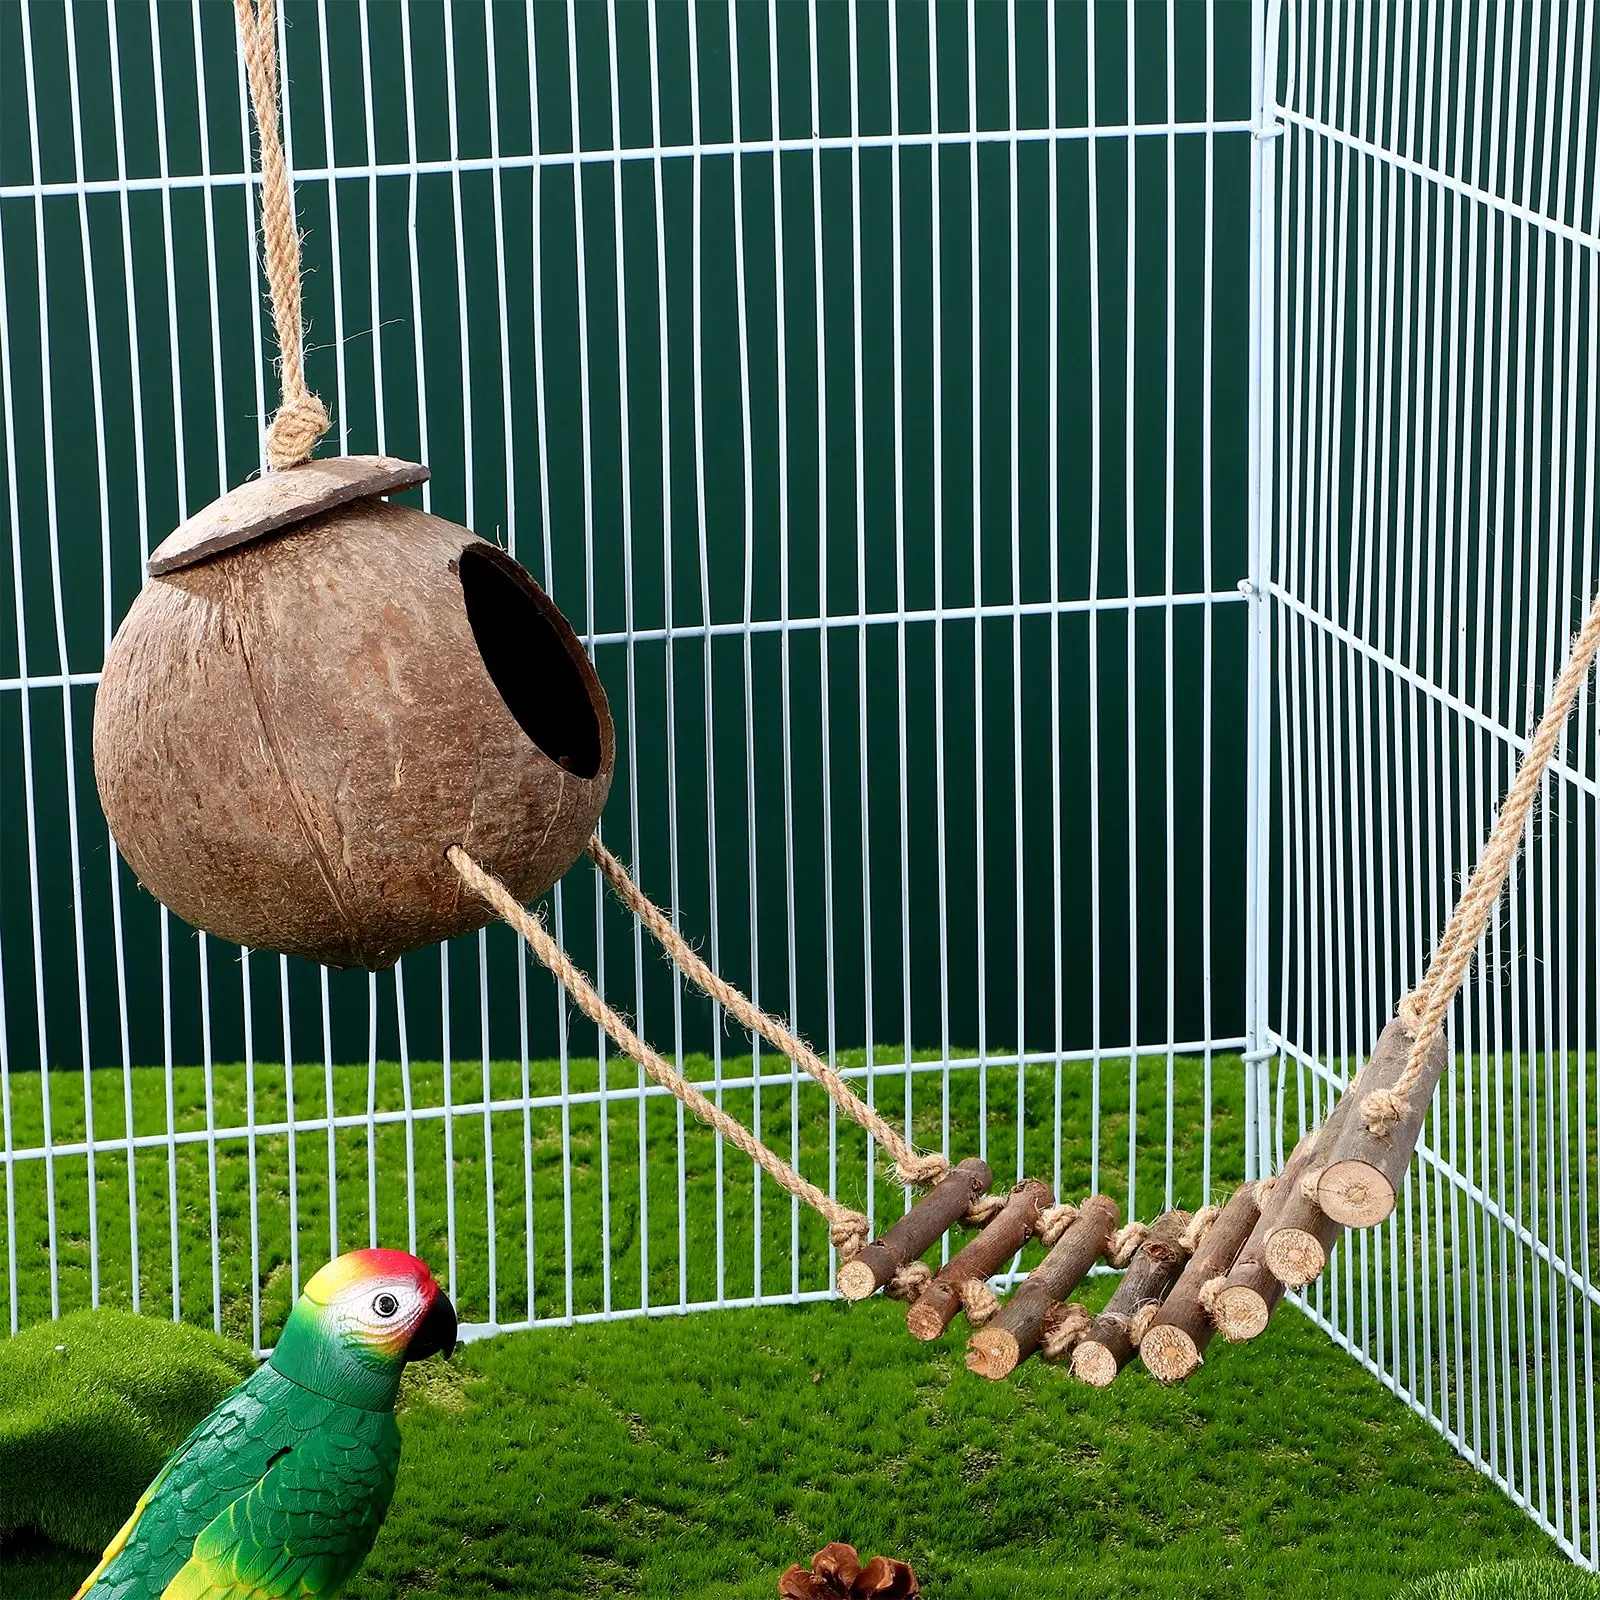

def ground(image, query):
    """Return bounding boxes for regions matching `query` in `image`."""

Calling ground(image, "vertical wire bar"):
[805,2,843,1269]
[63,0,137,1310]
[886,0,918,1201]
[559,0,612,1316]
[1161,0,1178,1208]
[148,0,201,1326]
[103,0,158,1320]
[762,0,803,1299]
[928,1,955,1182]
[439,0,488,1324]
[597,0,647,1313]
[1047,0,1064,1205]
[1007,0,1027,1205]
[641,0,691,1312]
[685,0,726,1305]
[846,0,878,1230]
[1122,0,1140,1220]
[523,0,578,1326]
[725,2,765,1299]
[1085,0,1104,1191]
[967,0,989,1171]
[1199,0,1216,1201]
[480,0,521,1329]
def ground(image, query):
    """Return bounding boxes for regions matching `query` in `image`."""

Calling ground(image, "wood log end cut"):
[905,1295,951,1342]
[964,1326,1021,1381]
[1070,1340,1119,1388]
[1211,1284,1270,1342]
[836,1258,881,1301]
[1316,1158,1396,1227]
[1139,1323,1200,1384]
[1262,1225,1329,1289]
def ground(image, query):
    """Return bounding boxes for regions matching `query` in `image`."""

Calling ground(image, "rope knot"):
[1036,1203,1080,1247]
[1179,1205,1221,1253]
[1129,1303,1160,1348]
[963,1192,1009,1228]
[265,391,331,471]
[829,1214,871,1262]
[1041,1302,1091,1362]
[956,1276,1000,1328]
[1197,1273,1229,1319]
[1396,989,1427,1035]
[1106,1222,1148,1268]
[1360,1087,1410,1138]
[886,1260,934,1301]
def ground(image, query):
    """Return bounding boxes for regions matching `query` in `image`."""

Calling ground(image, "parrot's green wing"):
[75,1365,399,1600]
[160,1420,401,1600]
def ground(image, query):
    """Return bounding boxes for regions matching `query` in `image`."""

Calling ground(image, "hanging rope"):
[588,835,951,1188]
[447,845,871,1260]
[1369,585,1600,1136]
[233,0,330,470]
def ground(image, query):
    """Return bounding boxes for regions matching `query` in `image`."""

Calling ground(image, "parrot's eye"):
[373,1292,400,1318]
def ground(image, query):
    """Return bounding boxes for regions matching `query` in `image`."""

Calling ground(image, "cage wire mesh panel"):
[0,3,1251,1357]
[1266,0,1600,1567]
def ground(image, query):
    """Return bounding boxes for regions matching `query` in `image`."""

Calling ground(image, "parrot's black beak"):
[409,1290,458,1362]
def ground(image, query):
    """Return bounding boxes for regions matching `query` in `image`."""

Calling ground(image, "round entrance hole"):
[459,543,605,780]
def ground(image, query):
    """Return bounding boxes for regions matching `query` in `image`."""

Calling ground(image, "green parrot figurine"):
[72,1248,457,1600]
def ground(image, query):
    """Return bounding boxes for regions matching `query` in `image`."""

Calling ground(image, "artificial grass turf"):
[2,1294,1564,1600]
[1395,1562,1600,1598]
[0,1052,1577,1595]
[0,1309,255,1556]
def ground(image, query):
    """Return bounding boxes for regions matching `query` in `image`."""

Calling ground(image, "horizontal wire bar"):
[1266,580,1600,800]
[0,1039,1249,1165]
[1279,104,1600,257]
[0,588,1247,694]
[0,119,1256,203]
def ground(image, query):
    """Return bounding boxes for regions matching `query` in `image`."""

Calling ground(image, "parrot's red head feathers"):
[270,1248,457,1409]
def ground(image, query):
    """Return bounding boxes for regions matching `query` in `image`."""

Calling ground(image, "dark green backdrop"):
[1,2,1256,1075]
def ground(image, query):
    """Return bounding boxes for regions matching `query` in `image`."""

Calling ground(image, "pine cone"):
[778,1544,919,1598]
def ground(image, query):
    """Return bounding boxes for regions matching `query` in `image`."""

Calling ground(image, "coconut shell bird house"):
[93,455,615,970]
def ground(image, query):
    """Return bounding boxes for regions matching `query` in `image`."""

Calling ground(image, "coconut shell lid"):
[147,454,431,576]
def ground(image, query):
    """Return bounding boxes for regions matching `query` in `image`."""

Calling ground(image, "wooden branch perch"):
[1260,1083,1361,1288]
[1210,1136,1316,1342]
[1139,1183,1262,1383]
[1070,1209,1192,1388]
[965,1194,1119,1380]
[1314,1018,1449,1228]
[905,1179,1052,1342]
[836,1158,993,1301]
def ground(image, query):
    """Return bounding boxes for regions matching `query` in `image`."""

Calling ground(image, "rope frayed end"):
[1360,1087,1410,1138]
[964,1192,1009,1228]
[1198,1273,1229,1320]
[265,391,331,471]
[895,1151,952,1188]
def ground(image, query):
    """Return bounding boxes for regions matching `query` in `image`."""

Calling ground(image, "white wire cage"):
[0,0,1594,1571]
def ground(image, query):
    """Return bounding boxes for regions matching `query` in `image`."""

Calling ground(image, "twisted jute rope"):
[233,0,331,469]
[1367,585,1600,1137]
[448,846,871,1259]
[589,835,951,1188]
